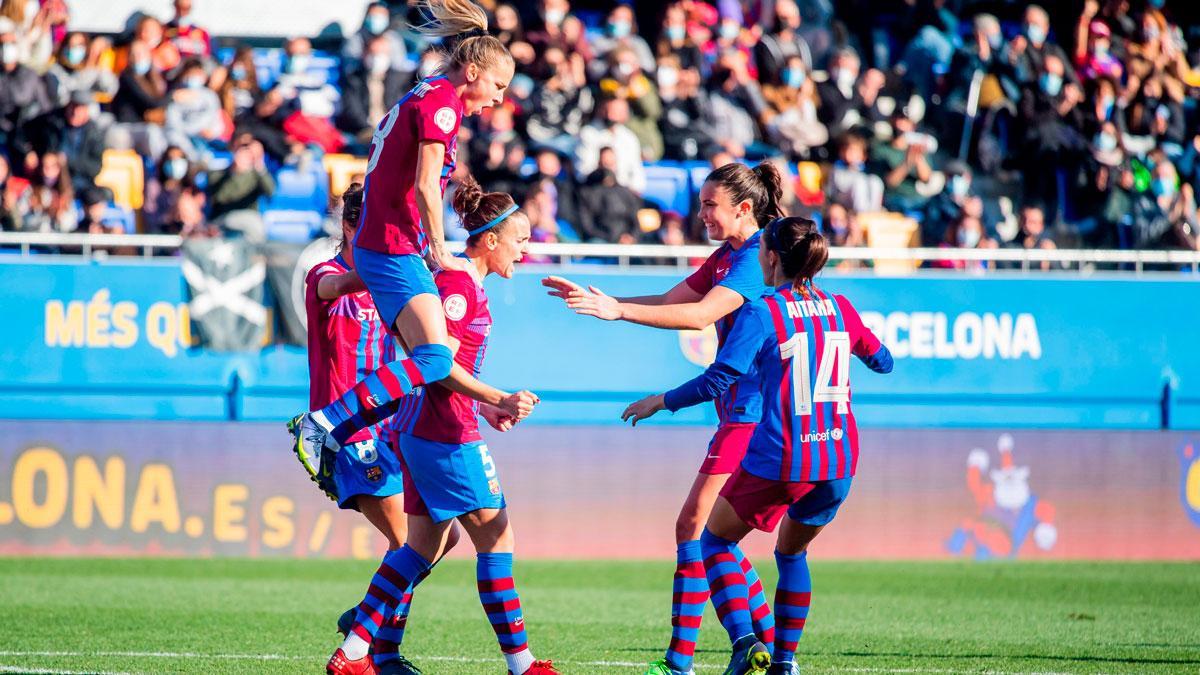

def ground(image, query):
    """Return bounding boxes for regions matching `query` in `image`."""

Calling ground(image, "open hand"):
[565,285,621,321]
[542,275,585,300]
[621,393,666,426]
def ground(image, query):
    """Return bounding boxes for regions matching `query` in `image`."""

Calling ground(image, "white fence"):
[1,231,1199,275]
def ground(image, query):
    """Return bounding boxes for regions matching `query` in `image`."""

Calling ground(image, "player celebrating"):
[622,217,894,675]
[542,162,784,675]
[331,178,558,675]
[289,0,520,473]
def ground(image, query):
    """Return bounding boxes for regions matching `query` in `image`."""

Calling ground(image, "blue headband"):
[467,203,519,237]
[766,217,787,253]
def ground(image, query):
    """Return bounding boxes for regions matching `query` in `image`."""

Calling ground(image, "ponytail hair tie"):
[462,27,488,39]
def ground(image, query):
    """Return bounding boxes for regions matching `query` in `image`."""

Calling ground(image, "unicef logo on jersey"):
[352,440,379,465]
[800,428,843,444]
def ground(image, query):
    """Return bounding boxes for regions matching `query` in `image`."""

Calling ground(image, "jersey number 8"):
[780,331,851,416]
[365,104,401,175]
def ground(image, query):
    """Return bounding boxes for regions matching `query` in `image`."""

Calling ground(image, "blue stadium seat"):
[264,209,323,243]
[266,165,329,214]
[642,163,690,214]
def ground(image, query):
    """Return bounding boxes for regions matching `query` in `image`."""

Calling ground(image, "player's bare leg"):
[676,473,730,543]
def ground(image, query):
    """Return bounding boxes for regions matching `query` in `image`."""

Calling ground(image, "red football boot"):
[327,647,376,675]
[511,660,559,675]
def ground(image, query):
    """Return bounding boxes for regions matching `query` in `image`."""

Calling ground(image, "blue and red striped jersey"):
[305,256,396,444]
[684,230,770,424]
[391,268,491,444]
[665,283,893,482]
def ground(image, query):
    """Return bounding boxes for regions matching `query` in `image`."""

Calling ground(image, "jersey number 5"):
[365,104,401,174]
[780,331,851,416]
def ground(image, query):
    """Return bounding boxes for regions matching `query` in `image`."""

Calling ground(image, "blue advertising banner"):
[0,258,1197,429]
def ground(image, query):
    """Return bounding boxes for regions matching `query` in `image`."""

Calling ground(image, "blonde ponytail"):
[413,0,512,75]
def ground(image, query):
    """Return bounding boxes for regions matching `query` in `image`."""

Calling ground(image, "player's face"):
[487,215,531,279]
[462,60,515,116]
[698,182,745,242]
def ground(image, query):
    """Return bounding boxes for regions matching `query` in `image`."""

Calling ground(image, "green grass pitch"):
[0,558,1196,674]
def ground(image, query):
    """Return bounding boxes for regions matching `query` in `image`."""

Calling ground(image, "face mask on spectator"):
[1153,177,1176,198]
[657,66,678,89]
[544,8,566,26]
[834,67,856,90]
[608,20,631,38]
[987,32,1002,50]
[134,58,152,76]
[1095,132,1118,152]
[1039,72,1062,96]
[165,157,188,180]
[1025,23,1046,47]
[367,54,390,75]
[950,175,970,198]
[418,57,439,79]
[1100,95,1114,117]
[1,43,18,66]
[957,226,981,248]
[66,44,86,66]
[185,74,206,89]
[365,13,388,35]
[614,61,634,79]
[666,25,685,42]
[1143,24,1159,41]
[231,64,247,81]
[1094,41,1109,57]
[783,67,806,88]
[287,54,310,75]
[719,22,740,41]
[829,217,848,234]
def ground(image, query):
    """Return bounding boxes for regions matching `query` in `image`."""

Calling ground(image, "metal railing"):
[2,231,1199,275]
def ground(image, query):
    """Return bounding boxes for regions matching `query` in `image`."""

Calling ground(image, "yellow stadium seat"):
[323,154,369,198]
[94,149,145,212]
[859,211,920,274]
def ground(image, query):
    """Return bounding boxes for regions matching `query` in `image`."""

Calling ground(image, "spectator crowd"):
[2,0,1199,257]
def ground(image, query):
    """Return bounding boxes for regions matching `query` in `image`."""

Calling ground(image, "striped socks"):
[319,344,453,446]
[342,545,431,658]
[773,550,812,667]
[699,529,755,644]
[477,552,534,673]
[733,544,775,645]
[665,540,708,671]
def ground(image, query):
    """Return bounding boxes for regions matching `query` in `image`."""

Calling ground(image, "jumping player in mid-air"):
[622,216,894,675]
[542,162,784,675]
[357,178,557,675]
[288,0,530,484]
[304,182,464,672]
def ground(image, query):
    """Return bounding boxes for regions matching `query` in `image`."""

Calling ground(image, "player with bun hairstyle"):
[328,178,557,675]
[543,162,785,675]
[289,0,528,514]
[623,217,894,675]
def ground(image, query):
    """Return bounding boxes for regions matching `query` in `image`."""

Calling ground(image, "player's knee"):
[675,515,703,544]
[410,343,453,384]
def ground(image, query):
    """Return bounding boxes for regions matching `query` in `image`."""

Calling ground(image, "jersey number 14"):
[780,331,851,416]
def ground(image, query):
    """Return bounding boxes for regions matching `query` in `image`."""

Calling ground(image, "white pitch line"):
[0,651,1079,674]
[0,667,137,675]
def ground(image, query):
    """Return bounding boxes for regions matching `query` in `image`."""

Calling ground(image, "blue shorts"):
[786,476,853,527]
[353,247,438,330]
[334,436,405,510]
[395,433,506,523]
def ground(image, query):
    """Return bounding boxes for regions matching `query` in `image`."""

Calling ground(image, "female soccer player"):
[330,178,558,675]
[542,162,784,675]
[289,0,529,469]
[622,216,894,675]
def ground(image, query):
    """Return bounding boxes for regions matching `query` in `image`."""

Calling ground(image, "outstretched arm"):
[545,277,744,330]
[622,304,769,425]
[316,270,366,300]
